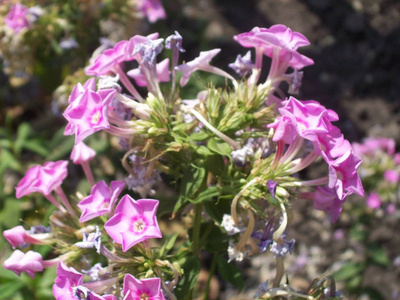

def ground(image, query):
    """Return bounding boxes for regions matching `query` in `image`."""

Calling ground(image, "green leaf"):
[0,280,25,299]
[0,198,22,228]
[367,245,390,266]
[191,186,219,204]
[189,131,209,141]
[159,233,180,257]
[182,165,206,201]
[46,135,74,161]
[216,256,244,291]
[207,138,232,156]
[0,149,22,173]
[204,197,231,223]
[23,140,49,157]
[333,262,364,281]
[195,146,213,156]
[14,123,32,155]
[174,256,201,299]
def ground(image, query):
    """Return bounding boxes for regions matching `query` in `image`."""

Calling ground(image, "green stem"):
[202,255,217,300]
[192,203,203,256]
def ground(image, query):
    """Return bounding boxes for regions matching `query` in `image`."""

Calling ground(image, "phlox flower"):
[15,160,68,198]
[328,150,364,200]
[85,33,159,76]
[5,4,30,33]
[78,180,125,222]
[384,169,399,184]
[104,195,162,252]
[3,250,43,278]
[268,97,333,144]
[63,88,116,144]
[53,262,115,300]
[137,0,166,23]
[3,225,48,248]
[228,51,254,76]
[123,274,165,300]
[234,25,314,71]
[313,185,343,223]
[352,137,395,157]
[70,142,96,164]
[313,124,351,162]
[127,58,170,86]
[366,192,382,210]
[175,49,221,86]
[3,225,28,248]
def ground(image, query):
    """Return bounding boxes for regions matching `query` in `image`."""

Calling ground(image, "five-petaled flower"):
[123,274,165,300]
[15,160,68,198]
[78,180,125,222]
[104,195,162,252]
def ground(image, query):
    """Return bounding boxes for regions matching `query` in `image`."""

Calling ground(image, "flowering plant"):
[0,0,166,87]
[2,25,363,299]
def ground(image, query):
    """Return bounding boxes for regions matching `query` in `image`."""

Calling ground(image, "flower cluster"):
[353,137,400,213]
[2,25,361,299]
[0,0,166,87]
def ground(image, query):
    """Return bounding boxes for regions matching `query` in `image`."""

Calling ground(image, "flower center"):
[139,292,149,300]
[91,110,102,124]
[133,219,145,233]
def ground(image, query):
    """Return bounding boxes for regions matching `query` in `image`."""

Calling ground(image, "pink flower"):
[175,49,221,86]
[78,180,125,222]
[127,58,170,86]
[15,160,68,198]
[366,192,381,210]
[70,142,96,164]
[313,124,352,162]
[123,274,165,300]
[138,0,166,23]
[63,88,116,144]
[3,250,43,278]
[85,34,159,76]
[352,137,395,157]
[268,97,333,144]
[104,195,162,251]
[384,170,399,184]
[53,262,115,300]
[3,225,27,248]
[5,4,30,33]
[64,79,97,136]
[234,25,314,70]
[313,186,342,223]
[328,150,364,199]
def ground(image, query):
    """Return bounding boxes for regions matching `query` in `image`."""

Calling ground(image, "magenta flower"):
[85,34,159,76]
[78,180,125,222]
[234,25,314,70]
[123,274,165,300]
[5,4,30,33]
[64,79,97,136]
[313,186,342,223]
[104,195,162,251]
[3,226,27,248]
[175,49,221,86]
[328,150,364,199]
[3,250,43,278]
[138,0,166,23]
[70,142,96,164]
[53,262,115,300]
[268,97,333,144]
[352,137,396,157]
[384,170,399,184]
[63,88,116,144]
[15,160,68,198]
[127,58,170,86]
[313,124,351,162]
[366,192,382,210]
